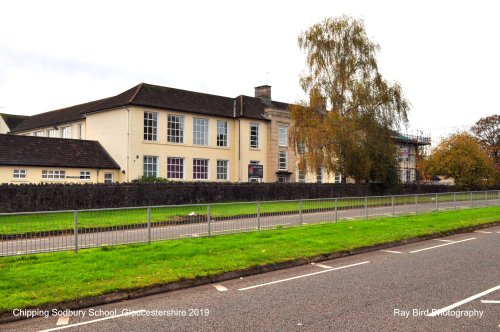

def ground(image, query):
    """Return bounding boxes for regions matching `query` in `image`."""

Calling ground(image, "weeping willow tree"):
[290,16,410,184]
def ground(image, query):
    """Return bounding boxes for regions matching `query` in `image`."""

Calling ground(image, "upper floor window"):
[278,126,288,147]
[250,123,259,148]
[143,156,158,177]
[61,126,71,139]
[47,129,57,138]
[34,131,43,137]
[144,112,158,141]
[334,173,342,184]
[193,118,209,145]
[297,168,305,183]
[278,151,287,170]
[217,120,228,147]
[13,169,27,179]
[167,157,184,179]
[316,167,323,183]
[78,124,84,140]
[42,170,65,180]
[167,115,184,143]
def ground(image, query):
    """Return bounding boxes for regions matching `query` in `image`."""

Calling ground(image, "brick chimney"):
[255,85,272,101]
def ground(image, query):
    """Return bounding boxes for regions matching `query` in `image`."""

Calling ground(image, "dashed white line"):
[312,263,333,269]
[213,284,228,292]
[480,299,500,304]
[428,285,500,317]
[56,315,69,326]
[380,250,402,254]
[474,231,492,234]
[409,238,476,254]
[38,310,146,331]
[238,261,370,291]
[433,239,455,243]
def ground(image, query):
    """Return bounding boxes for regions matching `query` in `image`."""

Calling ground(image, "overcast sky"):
[1,0,498,141]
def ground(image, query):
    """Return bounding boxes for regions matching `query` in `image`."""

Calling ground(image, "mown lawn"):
[0,206,498,312]
[0,192,496,235]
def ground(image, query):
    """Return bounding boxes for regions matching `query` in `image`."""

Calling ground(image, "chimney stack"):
[254,85,272,101]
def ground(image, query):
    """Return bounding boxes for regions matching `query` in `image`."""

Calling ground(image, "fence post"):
[454,192,457,210]
[299,199,303,226]
[364,197,368,219]
[207,205,211,237]
[335,198,338,222]
[391,196,395,217]
[470,191,473,207]
[74,211,78,254]
[435,193,438,212]
[257,202,261,231]
[415,195,418,215]
[485,191,488,206]
[147,207,151,244]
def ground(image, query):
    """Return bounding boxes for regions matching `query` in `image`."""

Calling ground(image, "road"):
[1,198,498,255]
[2,225,499,331]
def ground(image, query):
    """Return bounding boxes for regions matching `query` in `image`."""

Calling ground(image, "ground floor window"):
[193,159,209,180]
[13,169,27,179]
[316,167,323,183]
[80,171,91,180]
[217,160,229,180]
[167,157,184,179]
[334,173,342,184]
[143,156,158,177]
[277,175,288,183]
[104,173,114,183]
[42,170,65,180]
[297,168,305,183]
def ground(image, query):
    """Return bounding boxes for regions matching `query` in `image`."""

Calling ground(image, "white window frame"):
[278,151,287,170]
[144,112,159,142]
[79,171,91,180]
[47,129,57,138]
[316,167,323,184]
[334,173,342,184]
[193,158,209,180]
[167,157,184,179]
[278,126,288,147]
[13,169,27,179]
[42,170,66,180]
[193,118,209,146]
[61,126,71,139]
[143,156,159,177]
[297,168,305,183]
[34,131,43,137]
[104,173,114,183]
[216,120,229,147]
[216,160,229,180]
[249,122,260,148]
[78,124,84,140]
[277,175,288,183]
[167,114,185,144]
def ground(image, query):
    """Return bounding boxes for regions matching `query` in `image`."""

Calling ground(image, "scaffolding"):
[394,130,431,184]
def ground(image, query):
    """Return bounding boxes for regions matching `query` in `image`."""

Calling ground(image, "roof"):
[0,113,29,131]
[392,131,431,146]
[10,98,109,133]
[11,83,291,132]
[0,134,120,169]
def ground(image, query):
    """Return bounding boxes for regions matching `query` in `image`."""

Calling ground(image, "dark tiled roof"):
[0,134,120,169]
[10,98,109,133]
[11,83,292,132]
[0,114,29,131]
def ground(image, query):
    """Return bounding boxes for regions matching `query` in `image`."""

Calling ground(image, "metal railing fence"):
[1,190,498,256]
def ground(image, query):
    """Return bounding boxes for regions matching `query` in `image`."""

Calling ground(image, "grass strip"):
[0,206,499,313]
[0,193,496,235]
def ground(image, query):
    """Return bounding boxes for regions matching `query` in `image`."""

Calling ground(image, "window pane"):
[144,112,158,141]
[250,123,259,148]
[278,126,288,146]
[217,121,228,147]
[278,151,287,170]
[167,157,184,179]
[167,115,184,143]
[193,159,209,179]
[193,118,209,145]
[217,160,228,180]
[143,156,158,177]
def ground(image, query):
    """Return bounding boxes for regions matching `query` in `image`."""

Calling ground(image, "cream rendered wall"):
[127,106,244,182]
[0,116,9,134]
[85,109,128,182]
[14,121,86,139]
[0,166,118,184]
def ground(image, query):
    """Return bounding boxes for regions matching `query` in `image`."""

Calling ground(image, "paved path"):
[3,225,499,331]
[1,198,498,255]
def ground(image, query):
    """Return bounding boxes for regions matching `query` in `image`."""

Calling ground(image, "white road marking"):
[380,250,402,254]
[474,231,492,234]
[238,261,370,291]
[56,316,69,326]
[433,239,455,243]
[409,238,476,254]
[312,263,333,269]
[480,299,500,304]
[38,310,146,331]
[213,284,228,292]
[428,285,500,317]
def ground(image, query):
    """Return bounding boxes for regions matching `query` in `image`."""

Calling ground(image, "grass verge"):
[0,206,499,313]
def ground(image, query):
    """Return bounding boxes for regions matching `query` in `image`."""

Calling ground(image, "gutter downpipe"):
[125,107,131,182]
